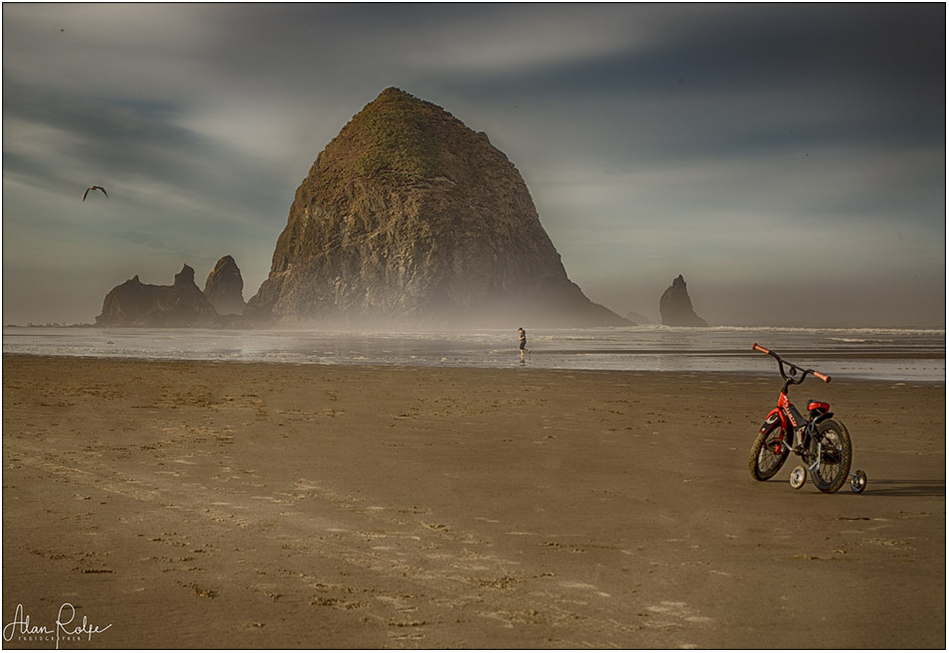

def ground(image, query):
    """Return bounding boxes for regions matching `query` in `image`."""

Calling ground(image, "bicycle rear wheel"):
[808,419,852,493]
[749,425,789,481]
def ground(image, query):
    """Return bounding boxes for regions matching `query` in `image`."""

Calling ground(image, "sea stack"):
[204,255,246,316]
[245,87,628,328]
[96,264,218,327]
[659,275,708,327]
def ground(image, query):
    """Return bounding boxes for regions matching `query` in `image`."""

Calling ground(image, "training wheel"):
[850,470,867,494]
[789,465,807,489]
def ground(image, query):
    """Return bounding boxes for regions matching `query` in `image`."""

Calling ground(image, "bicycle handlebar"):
[751,343,831,384]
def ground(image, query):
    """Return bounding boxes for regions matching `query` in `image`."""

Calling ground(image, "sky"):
[3,2,945,327]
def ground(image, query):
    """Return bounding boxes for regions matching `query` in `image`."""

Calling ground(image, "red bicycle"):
[749,343,867,493]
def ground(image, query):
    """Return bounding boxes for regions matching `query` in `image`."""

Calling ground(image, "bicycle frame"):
[754,343,832,454]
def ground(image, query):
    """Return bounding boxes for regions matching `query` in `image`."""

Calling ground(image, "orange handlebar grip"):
[752,343,770,354]
[813,371,831,383]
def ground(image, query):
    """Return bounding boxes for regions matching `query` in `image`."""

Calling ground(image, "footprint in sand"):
[560,581,611,598]
[644,601,713,627]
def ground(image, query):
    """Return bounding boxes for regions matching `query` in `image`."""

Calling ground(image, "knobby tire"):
[749,425,789,481]
[809,418,852,493]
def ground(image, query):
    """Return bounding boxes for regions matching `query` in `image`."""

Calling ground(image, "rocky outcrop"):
[659,275,708,327]
[246,87,629,328]
[626,311,655,325]
[203,255,245,316]
[96,265,219,327]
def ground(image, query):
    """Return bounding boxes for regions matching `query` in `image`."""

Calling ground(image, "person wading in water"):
[518,327,532,363]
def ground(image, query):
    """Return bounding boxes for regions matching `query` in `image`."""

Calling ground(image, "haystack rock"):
[204,255,246,316]
[246,87,628,328]
[96,264,218,327]
[659,275,708,327]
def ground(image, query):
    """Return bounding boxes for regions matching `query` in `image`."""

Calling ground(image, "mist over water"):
[3,325,944,383]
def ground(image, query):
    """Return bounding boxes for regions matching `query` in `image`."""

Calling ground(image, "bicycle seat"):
[807,400,830,413]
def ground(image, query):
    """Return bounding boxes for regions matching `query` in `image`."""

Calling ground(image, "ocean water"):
[3,325,944,383]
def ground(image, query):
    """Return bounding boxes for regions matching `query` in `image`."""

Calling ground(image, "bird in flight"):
[82,185,108,201]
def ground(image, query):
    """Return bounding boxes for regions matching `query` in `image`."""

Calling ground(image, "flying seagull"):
[82,185,108,201]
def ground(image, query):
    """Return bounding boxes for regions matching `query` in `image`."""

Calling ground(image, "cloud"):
[3,77,291,217]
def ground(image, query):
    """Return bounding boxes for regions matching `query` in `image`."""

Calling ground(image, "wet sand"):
[2,355,945,649]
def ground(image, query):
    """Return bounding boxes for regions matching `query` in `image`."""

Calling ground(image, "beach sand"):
[2,355,944,649]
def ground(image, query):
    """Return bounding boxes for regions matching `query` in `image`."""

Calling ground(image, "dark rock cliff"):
[204,255,246,316]
[659,275,708,327]
[96,265,219,327]
[246,87,628,328]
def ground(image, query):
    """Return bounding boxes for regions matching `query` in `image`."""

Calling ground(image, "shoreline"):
[2,350,945,386]
[4,324,944,383]
[2,350,947,376]
[5,323,947,329]
[3,355,945,648]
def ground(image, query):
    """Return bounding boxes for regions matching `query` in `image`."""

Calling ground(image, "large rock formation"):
[204,255,246,316]
[96,265,219,327]
[659,275,708,327]
[246,87,628,328]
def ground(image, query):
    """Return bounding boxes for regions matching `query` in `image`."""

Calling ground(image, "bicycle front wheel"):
[749,425,789,481]
[809,419,852,493]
